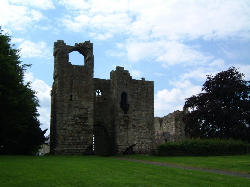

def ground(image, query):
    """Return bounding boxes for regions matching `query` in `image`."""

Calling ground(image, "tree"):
[0,28,46,154]
[183,67,250,142]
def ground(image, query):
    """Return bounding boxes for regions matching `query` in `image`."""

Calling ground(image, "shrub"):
[157,139,250,156]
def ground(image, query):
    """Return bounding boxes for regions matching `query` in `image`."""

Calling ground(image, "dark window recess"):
[70,94,73,101]
[120,92,129,114]
[96,89,102,96]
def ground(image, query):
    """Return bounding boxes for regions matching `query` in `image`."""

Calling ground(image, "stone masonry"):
[50,40,155,155]
[154,110,185,145]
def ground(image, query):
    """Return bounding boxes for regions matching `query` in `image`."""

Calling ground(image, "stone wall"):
[154,110,185,145]
[110,67,155,154]
[50,40,94,155]
[50,41,155,155]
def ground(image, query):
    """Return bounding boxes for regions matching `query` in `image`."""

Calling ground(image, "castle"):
[50,41,155,155]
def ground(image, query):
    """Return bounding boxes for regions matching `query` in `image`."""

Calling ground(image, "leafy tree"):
[183,67,250,142]
[0,28,46,154]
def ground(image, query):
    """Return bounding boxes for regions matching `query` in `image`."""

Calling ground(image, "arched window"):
[120,92,129,114]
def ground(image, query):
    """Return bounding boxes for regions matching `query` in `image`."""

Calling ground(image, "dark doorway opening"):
[93,124,110,156]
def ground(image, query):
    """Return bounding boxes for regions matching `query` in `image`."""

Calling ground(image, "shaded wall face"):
[50,41,94,155]
[110,67,155,154]
[93,78,114,155]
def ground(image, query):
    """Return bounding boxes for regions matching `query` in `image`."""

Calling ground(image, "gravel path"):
[117,157,250,179]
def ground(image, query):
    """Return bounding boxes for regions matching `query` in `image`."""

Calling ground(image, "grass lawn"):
[125,154,250,174]
[0,156,249,186]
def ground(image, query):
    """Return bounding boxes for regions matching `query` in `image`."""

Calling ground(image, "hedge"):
[157,139,250,156]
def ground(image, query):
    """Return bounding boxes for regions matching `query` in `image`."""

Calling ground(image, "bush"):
[157,139,250,156]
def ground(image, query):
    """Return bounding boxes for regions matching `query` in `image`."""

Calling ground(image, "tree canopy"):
[183,67,250,142]
[0,28,46,154]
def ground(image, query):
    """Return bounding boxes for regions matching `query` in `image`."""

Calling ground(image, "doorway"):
[93,124,110,156]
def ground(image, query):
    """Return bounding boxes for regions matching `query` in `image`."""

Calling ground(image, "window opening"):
[96,89,102,96]
[69,51,84,65]
[120,92,129,114]
[70,94,73,101]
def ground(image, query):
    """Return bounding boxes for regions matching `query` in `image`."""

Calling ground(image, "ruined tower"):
[50,40,94,154]
[50,40,155,155]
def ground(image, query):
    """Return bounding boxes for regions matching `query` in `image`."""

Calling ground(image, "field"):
[0,155,250,186]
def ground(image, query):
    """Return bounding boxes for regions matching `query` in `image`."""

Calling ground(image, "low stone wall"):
[154,110,185,145]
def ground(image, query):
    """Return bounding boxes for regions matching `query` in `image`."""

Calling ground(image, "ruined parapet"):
[50,40,94,155]
[154,110,185,145]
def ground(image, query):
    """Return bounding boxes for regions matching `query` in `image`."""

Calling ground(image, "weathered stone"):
[154,110,185,144]
[50,40,155,155]
[50,40,94,155]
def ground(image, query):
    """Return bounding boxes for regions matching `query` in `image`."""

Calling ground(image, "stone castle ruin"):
[50,40,155,155]
[50,40,185,155]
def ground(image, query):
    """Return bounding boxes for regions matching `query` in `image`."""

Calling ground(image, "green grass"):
[125,154,250,174]
[0,156,249,186]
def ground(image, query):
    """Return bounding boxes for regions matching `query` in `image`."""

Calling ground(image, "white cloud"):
[125,40,211,66]
[38,107,50,133]
[58,0,90,10]
[18,40,51,58]
[24,72,51,107]
[89,32,113,40]
[59,0,128,13]
[125,41,155,62]
[155,80,201,116]
[62,12,131,39]
[236,64,250,80]
[31,79,51,103]
[11,0,55,10]
[129,0,250,40]
[181,68,208,82]
[11,37,24,43]
[58,0,250,70]
[209,59,225,68]
[130,69,142,79]
[59,0,250,40]
[156,41,212,66]
[0,0,44,31]
[179,59,250,83]
[62,14,90,32]
[24,72,51,134]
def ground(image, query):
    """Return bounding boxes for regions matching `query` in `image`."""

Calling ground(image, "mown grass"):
[126,154,250,174]
[0,156,249,186]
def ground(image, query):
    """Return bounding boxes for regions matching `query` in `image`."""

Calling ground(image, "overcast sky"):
[1,0,250,134]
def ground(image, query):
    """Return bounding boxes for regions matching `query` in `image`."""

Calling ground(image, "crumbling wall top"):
[53,40,94,68]
[110,66,132,80]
